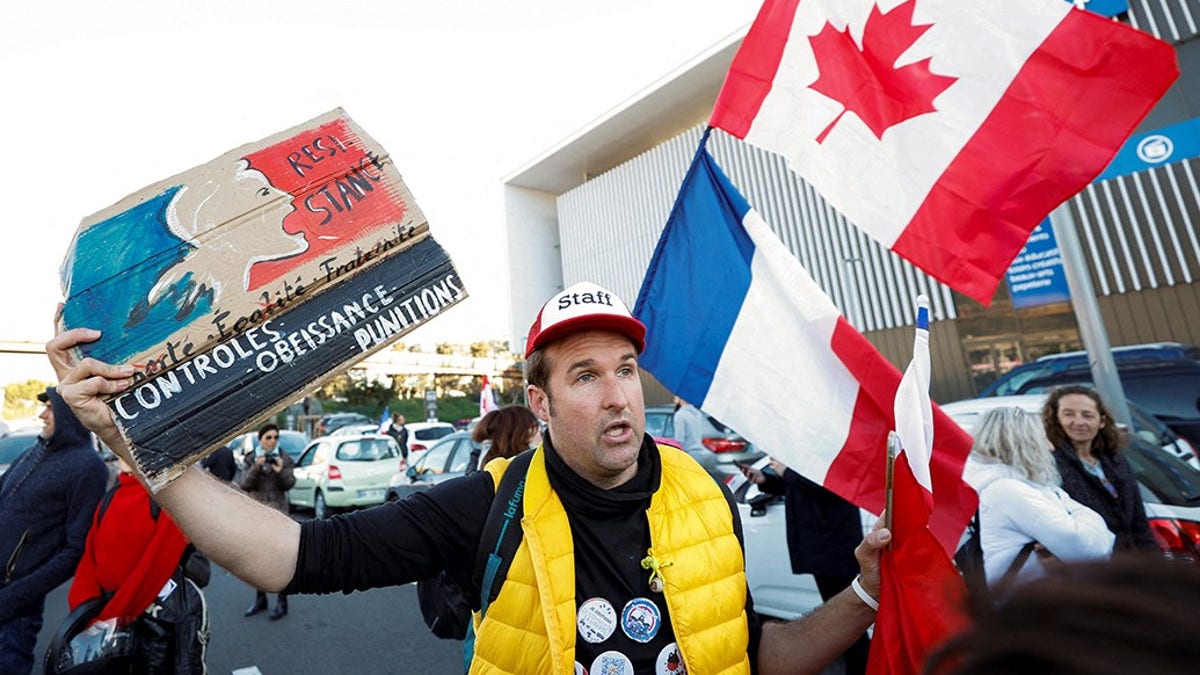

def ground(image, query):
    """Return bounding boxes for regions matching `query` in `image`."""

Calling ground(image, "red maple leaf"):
[808,0,956,143]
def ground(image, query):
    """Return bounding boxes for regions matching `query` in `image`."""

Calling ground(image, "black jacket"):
[0,387,108,621]
[1053,445,1157,552]
[759,468,861,576]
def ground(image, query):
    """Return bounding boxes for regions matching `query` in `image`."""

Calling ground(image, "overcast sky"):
[0,0,759,383]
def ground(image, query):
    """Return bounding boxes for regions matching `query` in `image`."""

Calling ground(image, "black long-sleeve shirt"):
[285,436,764,671]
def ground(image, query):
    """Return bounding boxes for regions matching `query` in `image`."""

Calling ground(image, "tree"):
[319,373,393,408]
[3,379,53,420]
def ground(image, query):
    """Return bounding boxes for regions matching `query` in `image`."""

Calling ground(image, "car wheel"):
[314,492,329,519]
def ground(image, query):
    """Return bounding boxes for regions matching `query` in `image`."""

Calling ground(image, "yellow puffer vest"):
[469,444,750,675]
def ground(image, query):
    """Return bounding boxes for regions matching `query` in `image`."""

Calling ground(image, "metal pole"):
[1048,203,1133,429]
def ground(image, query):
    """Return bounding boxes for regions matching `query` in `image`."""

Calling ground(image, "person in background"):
[200,443,237,486]
[964,407,1114,589]
[0,388,108,675]
[1042,386,1158,552]
[238,423,295,620]
[670,396,707,461]
[466,405,541,473]
[925,554,1200,675]
[741,457,871,675]
[386,413,409,462]
[66,459,208,673]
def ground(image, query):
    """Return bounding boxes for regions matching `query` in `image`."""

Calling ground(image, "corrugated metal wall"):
[1068,158,1200,296]
[558,126,956,333]
[1128,0,1198,43]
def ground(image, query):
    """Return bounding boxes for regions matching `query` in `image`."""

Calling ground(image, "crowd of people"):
[0,280,1194,674]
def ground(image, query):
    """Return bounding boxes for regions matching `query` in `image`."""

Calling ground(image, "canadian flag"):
[710,0,1178,304]
[480,375,499,416]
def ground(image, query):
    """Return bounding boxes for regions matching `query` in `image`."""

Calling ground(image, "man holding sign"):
[51,281,890,674]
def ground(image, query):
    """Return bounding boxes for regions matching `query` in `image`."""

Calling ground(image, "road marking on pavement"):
[232,668,263,675]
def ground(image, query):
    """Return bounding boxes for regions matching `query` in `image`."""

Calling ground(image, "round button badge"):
[620,597,662,644]
[656,642,687,674]
[577,597,618,644]
[590,650,634,675]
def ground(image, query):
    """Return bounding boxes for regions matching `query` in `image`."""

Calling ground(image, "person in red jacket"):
[66,462,207,673]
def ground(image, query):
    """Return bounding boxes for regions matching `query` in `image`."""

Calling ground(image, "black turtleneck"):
[291,432,762,672]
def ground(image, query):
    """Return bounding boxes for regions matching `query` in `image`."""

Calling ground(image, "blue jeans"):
[0,609,43,675]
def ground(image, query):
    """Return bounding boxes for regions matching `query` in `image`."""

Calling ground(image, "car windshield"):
[277,432,309,459]
[414,426,454,441]
[988,364,1054,396]
[1124,441,1200,507]
[415,437,459,473]
[645,411,672,437]
[336,438,396,462]
[0,433,37,464]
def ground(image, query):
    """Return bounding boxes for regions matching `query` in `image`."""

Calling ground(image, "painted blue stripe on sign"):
[634,139,755,407]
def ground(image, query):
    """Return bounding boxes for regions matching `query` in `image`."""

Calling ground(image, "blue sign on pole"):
[1006,219,1071,308]
[1096,116,1200,182]
[1065,0,1129,18]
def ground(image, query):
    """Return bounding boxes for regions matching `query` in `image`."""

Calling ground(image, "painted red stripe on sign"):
[893,10,1178,304]
[709,0,803,138]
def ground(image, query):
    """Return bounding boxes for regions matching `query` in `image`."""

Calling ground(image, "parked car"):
[1013,363,1200,447]
[330,422,380,437]
[732,479,824,620]
[404,421,457,456]
[0,427,40,477]
[289,434,403,519]
[318,412,375,436]
[385,431,477,502]
[977,342,1200,445]
[941,395,1200,561]
[644,405,762,479]
[229,429,311,466]
[944,394,1198,470]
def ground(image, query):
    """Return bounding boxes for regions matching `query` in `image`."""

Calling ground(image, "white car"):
[941,394,1200,561]
[289,434,404,519]
[940,394,1199,469]
[403,421,456,457]
[733,482,824,620]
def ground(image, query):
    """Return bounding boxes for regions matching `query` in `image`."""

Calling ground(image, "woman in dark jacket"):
[1042,385,1158,552]
[237,424,295,620]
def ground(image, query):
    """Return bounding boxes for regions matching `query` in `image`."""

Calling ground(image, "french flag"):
[634,138,976,552]
[480,375,499,417]
[867,295,969,674]
[710,0,1178,304]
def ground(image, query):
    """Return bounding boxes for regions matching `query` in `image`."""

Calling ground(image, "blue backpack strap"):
[463,449,534,671]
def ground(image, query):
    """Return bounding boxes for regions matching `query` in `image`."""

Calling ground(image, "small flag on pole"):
[377,406,391,434]
[633,137,975,552]
[480,375,499,417]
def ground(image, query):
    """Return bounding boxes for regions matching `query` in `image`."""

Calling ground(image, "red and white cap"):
[525,282,646,358]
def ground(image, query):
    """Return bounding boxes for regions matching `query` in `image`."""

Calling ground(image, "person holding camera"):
[237,423,295,620]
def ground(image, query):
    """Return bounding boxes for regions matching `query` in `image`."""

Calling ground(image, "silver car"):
[645,405,763,479]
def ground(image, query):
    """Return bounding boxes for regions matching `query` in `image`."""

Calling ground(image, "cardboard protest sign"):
[58,109,467,489]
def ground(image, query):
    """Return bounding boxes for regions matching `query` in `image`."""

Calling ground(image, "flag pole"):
[885,431,898,542]
[1048,204,1132,429]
